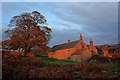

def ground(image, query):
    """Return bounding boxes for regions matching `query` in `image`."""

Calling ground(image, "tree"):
[2,11,52,56]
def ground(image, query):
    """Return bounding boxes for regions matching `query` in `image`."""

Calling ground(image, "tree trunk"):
[24,50,27,57]
[28,47,31,53]
[24,47,31,57]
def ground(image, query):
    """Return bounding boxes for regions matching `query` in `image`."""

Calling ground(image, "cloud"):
[49,27,118,47]
[49,2,117,26]
[49,28,83,47]
[1,26,9,41]
[2,2,29,13]
[2,0,118,2]
[2,2,118,47]
[45,2,118,46]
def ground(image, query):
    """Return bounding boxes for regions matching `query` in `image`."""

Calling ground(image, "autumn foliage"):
[2,51,120,80]
[2,11,52,56]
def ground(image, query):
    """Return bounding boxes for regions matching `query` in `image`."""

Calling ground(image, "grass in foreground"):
[2,52,120,79]
[35,56,79,65]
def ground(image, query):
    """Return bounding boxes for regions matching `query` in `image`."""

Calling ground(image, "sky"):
[1,2,118,47]
[1,0,119,2]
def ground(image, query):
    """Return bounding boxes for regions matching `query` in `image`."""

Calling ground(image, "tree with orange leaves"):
[2,11,52,56]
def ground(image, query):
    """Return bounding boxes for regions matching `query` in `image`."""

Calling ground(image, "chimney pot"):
[90,38,93,45]
[68,39,70,44]
[80,33,83,41]
[90,38,92,41]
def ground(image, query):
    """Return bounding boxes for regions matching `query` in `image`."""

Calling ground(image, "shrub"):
[2,64,13,80]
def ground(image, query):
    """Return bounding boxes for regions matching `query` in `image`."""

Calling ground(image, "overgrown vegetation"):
[2,51,120,80]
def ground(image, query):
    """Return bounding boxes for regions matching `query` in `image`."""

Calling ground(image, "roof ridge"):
[54,40,79,46]
[51,40,79,51]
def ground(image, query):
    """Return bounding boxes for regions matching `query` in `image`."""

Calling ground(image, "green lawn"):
[35,55,79,65]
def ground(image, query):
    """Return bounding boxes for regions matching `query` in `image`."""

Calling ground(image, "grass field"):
[35,54,79,65]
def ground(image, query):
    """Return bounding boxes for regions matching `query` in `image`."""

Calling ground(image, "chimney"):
[80,33,83,41]
[68,39,70,44]
[90,38,93,46]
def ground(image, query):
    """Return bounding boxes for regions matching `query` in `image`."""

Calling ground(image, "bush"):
[2,64,13,80]
[2,51,119,79]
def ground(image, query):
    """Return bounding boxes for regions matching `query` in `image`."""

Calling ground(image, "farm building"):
[48,34,98,62]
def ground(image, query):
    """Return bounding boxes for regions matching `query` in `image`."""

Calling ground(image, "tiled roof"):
[51,40,79,51]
